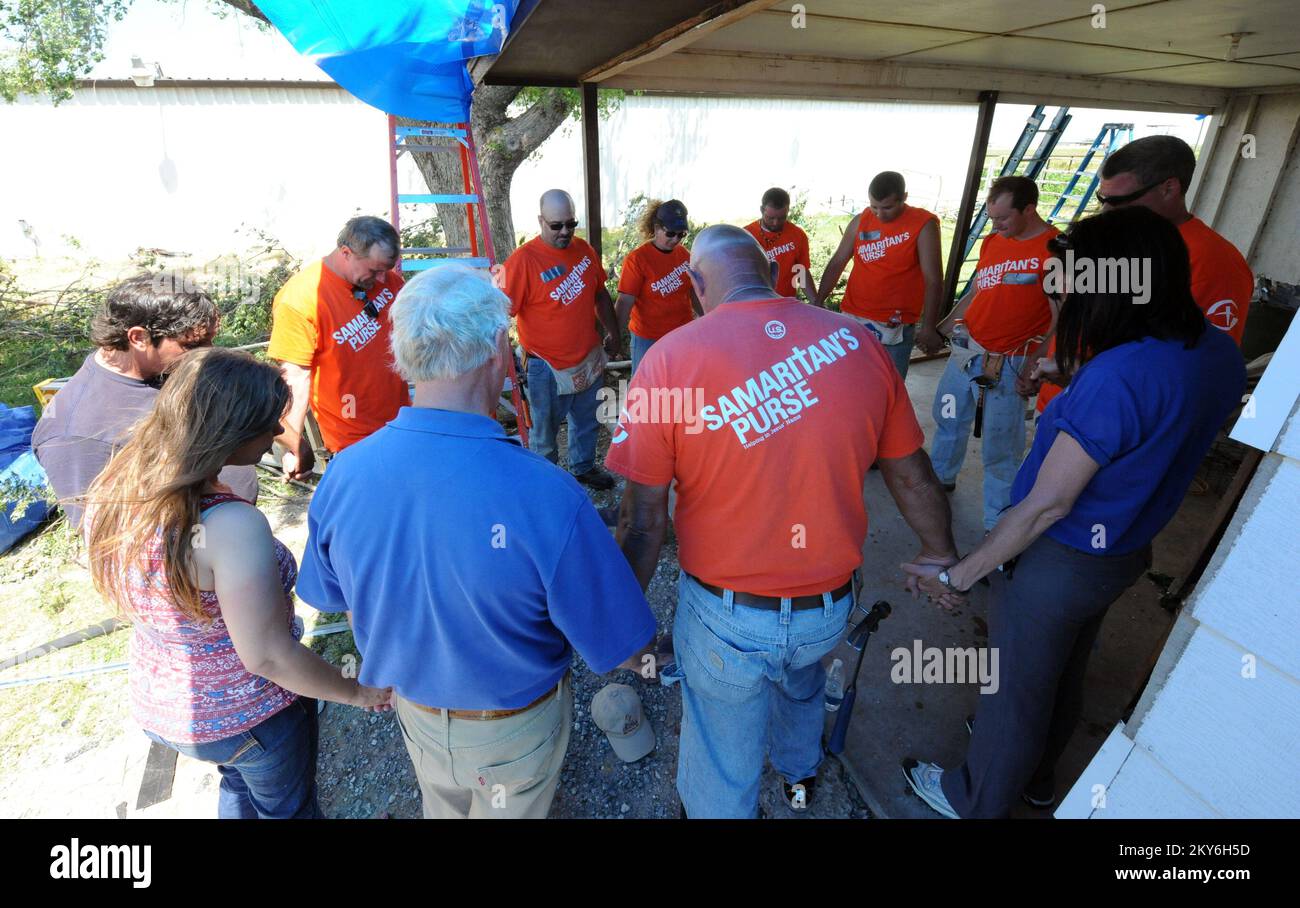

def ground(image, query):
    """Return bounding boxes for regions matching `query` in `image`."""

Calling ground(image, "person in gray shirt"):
[33,273,259,526]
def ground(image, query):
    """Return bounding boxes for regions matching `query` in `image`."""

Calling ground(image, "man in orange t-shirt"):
[616,199,699,374]
[268,215,411,477]
[503,189,621,490]
[1033,135,1253,413]
[606,224,958,819]
[818,172,945,377]
[931,176,1059,531]
[743,187,819,306]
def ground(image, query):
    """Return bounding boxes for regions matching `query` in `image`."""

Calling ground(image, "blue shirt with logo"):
[1011,324,1245,555]
[297,407,656,709]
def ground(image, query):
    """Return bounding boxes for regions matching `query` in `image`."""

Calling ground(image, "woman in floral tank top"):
[85,347,390,818]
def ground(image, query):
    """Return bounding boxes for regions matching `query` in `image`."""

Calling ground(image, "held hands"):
[915,326,946,356]
[353,682,395,713]
[603,333,621,359]
[282,437,315,481]
[900,550,966,610]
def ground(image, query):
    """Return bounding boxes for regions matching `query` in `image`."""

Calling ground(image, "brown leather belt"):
[689,575,853,611]
[408,677,562,721]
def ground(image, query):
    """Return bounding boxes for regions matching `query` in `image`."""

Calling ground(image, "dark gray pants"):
[941,534,1151,818]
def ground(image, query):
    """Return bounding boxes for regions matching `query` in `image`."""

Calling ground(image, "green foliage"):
[515,86,628,121]
[0,0,129,103]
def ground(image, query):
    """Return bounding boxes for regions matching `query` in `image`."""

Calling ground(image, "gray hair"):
[389,264,509,382]
[337,216,399,259]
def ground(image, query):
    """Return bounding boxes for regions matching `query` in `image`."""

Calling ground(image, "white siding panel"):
[1189,457,1300,680]
[1096,747,1223,819]
[1055,723,1135,819]
[1131,627,1300,818]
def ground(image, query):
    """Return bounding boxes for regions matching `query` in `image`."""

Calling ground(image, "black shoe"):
[782,776,817,811]
[1022,777,1056,810]
[679,803,688,820]
[574,466,615,491]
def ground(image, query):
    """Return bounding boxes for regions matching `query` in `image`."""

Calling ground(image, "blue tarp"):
[0,404,51,554]
[258,0,520,122]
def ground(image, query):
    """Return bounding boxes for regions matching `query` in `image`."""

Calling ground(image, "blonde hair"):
[85,347,289,623]
[638,199,665,241]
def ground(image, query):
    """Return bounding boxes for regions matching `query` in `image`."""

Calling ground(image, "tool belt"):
[981,351,1006,384]
[689,574,852,611]
[526,343,607,396]
[408,673,565,721]
[848,314,906,345]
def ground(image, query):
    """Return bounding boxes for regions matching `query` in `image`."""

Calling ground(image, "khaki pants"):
[393,675,573,819]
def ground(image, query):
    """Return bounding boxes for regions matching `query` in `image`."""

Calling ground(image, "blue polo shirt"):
[1011,323,1244,555]
[296,407,656,710]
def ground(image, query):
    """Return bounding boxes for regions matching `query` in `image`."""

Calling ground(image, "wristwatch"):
[937,569,964,594]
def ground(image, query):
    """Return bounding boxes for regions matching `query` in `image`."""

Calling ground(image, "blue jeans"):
[144,697,321,819]
[662,573,854,818]
[630,332,655,376]
[883,323,917,378]
[525,354,601,475]
[929,341,1028,530]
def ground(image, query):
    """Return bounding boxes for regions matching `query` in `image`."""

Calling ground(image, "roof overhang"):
[475,0,1300,113]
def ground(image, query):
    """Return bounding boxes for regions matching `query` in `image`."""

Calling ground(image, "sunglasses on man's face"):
[662,229,687,239]
[546,219,579,231]
[1096,180,1164,207]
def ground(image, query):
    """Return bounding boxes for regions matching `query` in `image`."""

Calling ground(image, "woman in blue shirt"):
[901,206,1246,818]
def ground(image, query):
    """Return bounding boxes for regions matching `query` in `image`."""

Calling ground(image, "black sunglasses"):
[1095,180,1164,207]
[662,228,688,239]
[546,219,579,231]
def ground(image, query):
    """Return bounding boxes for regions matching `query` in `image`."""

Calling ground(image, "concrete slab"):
[836,356,1221,820]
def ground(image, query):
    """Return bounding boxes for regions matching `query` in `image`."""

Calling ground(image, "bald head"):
[538,189,577,249]
[688,224,778,312]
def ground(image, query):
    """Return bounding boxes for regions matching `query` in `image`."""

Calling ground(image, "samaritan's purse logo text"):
[699,327,859,448]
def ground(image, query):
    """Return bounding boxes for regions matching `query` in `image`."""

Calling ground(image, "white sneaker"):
[902,758,958,819]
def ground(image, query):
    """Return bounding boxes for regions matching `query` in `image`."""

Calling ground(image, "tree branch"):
[217,1,270,25]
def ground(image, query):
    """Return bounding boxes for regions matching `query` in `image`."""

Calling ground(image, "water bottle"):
[888,309,902,328]
[825,658,845,712]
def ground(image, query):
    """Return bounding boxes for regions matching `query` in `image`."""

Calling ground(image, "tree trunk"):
[398,85,572,260]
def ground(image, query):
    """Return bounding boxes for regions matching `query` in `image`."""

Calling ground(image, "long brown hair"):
[85,347,289,623]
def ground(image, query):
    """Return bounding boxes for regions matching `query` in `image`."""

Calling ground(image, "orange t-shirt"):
[743,221,812,298]
[963,227,1060,355]
[267,260,409,453]
[1180,216,1253,344]
[604,297,925,598]
[1037,217,1252,412]
[842,205,940,322]
[504,236,608,369]
[618,241,694,341]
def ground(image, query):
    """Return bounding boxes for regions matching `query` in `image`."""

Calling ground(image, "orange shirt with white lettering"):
[963,227,1060,355]
[267,260,409,452]
[604,298,925,598]
[1180,216,1253,344]
[842,205,939,322]
[1037,217,1251,412]
[618,241,694,341]
[503,236,608,369]
[743,221,812,298]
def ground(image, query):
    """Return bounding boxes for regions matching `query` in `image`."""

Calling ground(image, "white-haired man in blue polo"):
[297,264,656,819]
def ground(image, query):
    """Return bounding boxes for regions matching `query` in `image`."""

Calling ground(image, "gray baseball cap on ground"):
[591,683,656,763]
